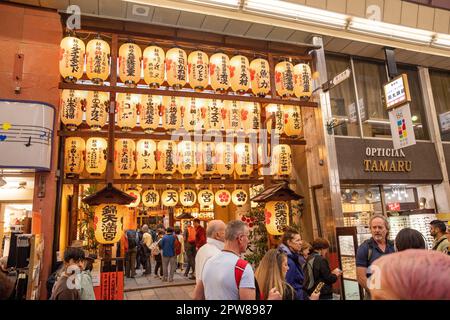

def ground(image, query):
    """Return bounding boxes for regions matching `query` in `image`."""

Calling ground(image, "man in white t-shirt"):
[192,220,226,300]
[201,220,256,300]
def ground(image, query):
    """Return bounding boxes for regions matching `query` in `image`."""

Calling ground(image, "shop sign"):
[363,146,411,172]
[383,74,411,110]
[387,203,401,211]
[388,104,416,150]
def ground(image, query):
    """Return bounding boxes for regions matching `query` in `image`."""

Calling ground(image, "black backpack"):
[127,230,138,250]
[302,254,317,293]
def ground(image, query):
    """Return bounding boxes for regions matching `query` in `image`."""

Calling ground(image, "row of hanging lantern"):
[64,138,293,178]
[59,35,312,98]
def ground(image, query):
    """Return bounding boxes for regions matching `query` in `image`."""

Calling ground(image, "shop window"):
[325,54,360,137]
[430,69,450,142]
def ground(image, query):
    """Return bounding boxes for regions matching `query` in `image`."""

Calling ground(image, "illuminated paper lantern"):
[188,50,209,91]
[241,102,261,134]
[178,141,197,177]
[114,139,135,177]
[86,91,109,131]
[143,45,165,88]
[126,189,141,208]
[198,189,215,209]
[235,143,253,177]
[275,61,294,97]
[64,137,85,175]
[257,144,271,176]
[94,204,125,244]
[232,189,248,207]
[271,144,292,177]
[140,95,161,133]
[230,55,250,94]
[136,139,156,176]
[198,98,210,131]
[85,137,107,175]
[249,58,270,97]
[119,42,142,87]
[224,100,242,133]
[215,142,234,176]
[162,96,182,130]
[208,99,224,131]
[85,37,110,85]
[59,36,85,83]
[142,189,160,208]
[183,98,200,132]
[116,93,138,131]
[157,141,177,175]
[180,189,197,207]
[215,189,231,207]
[60,89,85,131]
[166,47,187,89]
[266,104,284,135]
[197,142,216,176]
[162,189,179,207]
[265,201,289,236]
[293,63,312,99]
[283,105,302,137]
[210,52,230,93]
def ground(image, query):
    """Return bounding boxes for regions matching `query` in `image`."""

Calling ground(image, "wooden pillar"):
[68,184,79,244]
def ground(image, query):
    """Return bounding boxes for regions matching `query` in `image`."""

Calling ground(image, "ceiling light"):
[433,34,450,49]
[183,0,241,9]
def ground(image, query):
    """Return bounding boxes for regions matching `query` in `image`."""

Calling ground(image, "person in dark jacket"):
[306,238,342,300]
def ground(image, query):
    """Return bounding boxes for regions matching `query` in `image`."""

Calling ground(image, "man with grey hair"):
[192,220,226,299]
[141,224,153,275]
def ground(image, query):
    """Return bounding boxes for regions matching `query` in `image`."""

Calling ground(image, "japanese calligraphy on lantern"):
[210,52,230,92]
[271,144,292,176]
[180,189,197,207]
[114,139,135,177]
[183,98,200,132]
[241,102,261,134]
[157,141,177,175]
[208,99,223,131]
[283,105,302,137]
[116,93,138,131]
[230,55,250,94]
[143,45,165,88]
[197,142,217,176]
[178,141,197,177]
[61,89,85,131]
[142,189,160,208]
[86,137,107,175]
[275,61,294,97]
[266,104,284,135]
[293,63,312,99]
[118,43,142,87]
[162,96,182,130]
[162,189,178,207]
[136,139,156,175]
[250,58,270,96]
[140,95,161,133]
[59,36,85,82]
[64,137,85,175]
[265,201,289,236]
[198,189,215,211]
[166,48,187,89]
[188,50,209,90]
[235,143,253,177]
[224,100,242,133]
[94,204,125,244]
[215,142,234,176]
[86,91,109,131]
[86,38,110,85]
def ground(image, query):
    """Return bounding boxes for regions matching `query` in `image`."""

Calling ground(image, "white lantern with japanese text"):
[162,96,182,130]
[136,139,156,175]
[265,201,289,236]
[188,50,209,91]
[249,58,270,97]
[241,102,261,134]
[178,141,197,177]
[224,100,242,133]
[119,42,142,87]
[166,47,187,89]
[215,189,231,207]
[198,189,215,210]
[126,189,141,208]
[197,98,210,131]
[61,89,85,131]
[143,45,165,88]
[140,95,161,133]
[86,91,109,131]
[157,141,177,175]
[85,37,110,85]
[180,189,197,207]
[215,142,234,176]
[230,55,250,94]
[232,189,248,207]
[293,63,312,99]
[114,139,135,177]
[59,36,85,83]
[85,137,107,175]
[162,189,178,207]
[94,204,125,244]
[283,105,302,137]
[142,189,160,208]
[275,61,294,97]
[257,144,271,176]
[266,104,284,135]
[64,137,85,175]
[182,98,200,132]
[210,52,230,93]
[271,144,292,177]
[116,93,138,131]
[208,99,224,131]
[235,143,253,177]
[197,142,216,176]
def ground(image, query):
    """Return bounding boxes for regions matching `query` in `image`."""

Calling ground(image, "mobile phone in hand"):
[313,282,325,295]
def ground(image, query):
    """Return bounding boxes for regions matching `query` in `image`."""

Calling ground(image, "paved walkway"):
[124,284,195,300]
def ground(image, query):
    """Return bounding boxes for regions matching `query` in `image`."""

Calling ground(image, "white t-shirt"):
[202,251,255,300]
[195,238,224,281]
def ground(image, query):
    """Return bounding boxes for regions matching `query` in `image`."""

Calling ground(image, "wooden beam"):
[63,178,267,185]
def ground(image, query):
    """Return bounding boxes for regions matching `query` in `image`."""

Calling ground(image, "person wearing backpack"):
[159,227,178,282]
[124,229,139,278]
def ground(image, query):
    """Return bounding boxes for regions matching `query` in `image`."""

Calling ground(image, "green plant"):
[78,185,98,253]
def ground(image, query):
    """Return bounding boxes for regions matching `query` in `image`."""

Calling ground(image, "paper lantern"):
[197,142,216,176]
[266,104,284,135]
[162,96,182,130]
[114,139,135,177]
[293,63,312,99]
[119,42,142,87]
[85,37,110,85]
[59,36,85,83]
[140,95,161,133]
[86,91,109,131]
[136,139,156,176]
[265,201,289,236]
[143,45,165,88]
[64,137,85,175]
[85,137,107,175]
[215,142,234,176]
[271,144,292,177]
[257,144,270,176]
[232,189,248,207]
[126,189,141,208]
[235,143,253,177]
[183,98,201,132]
[166,47,187,89]
[162,189,179,207]
[250,58,271,97]
[198,98,210,131]
[283,105,302,137]
[215,189,231,207]
[241,102,261,134]
[230,55,250,94]
[198,189,215,209]
[60,89,85,131]
[210,52,230,93]
[275,61,294,97]
[142,189,160,208]
[208,99,224,131]
[157,141,177,175]
[116,93,138,131]
[180,189,197,207]
[188,50,209,91]
[94,204,125,244]
[178,141,197,177]
[224,100,242,133]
